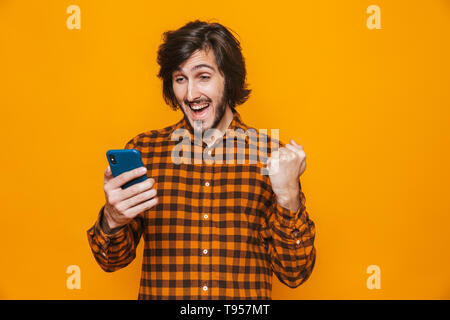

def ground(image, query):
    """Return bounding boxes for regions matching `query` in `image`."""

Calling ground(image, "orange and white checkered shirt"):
[87,108,316,299]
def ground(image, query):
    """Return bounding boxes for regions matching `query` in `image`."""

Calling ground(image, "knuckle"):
[147,198,157,208]
[130,182,146,194]
[144,189,155,200]
[121,173,131,183]
[133,190,145,202]
[139,189,149,198]
[115,176,125,186]
[128,184,140,195]
[106,194,115,205]
[141,181,152,191]
[137,192,148,202]
[147,188,156,197]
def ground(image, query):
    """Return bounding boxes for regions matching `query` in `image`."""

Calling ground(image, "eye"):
[175,77,185,83]
[199,75,211,81]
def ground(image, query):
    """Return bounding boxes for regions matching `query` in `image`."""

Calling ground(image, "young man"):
[87,20,316,300]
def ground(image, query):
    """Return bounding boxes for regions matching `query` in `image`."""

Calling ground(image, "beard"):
[180,92,227,134]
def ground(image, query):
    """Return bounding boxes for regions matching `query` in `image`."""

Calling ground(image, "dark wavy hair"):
[157,20,251,110]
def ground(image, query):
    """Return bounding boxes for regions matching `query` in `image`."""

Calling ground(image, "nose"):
[187,80,201,103]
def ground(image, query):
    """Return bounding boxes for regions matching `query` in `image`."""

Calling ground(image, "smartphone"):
[106,149,148,189]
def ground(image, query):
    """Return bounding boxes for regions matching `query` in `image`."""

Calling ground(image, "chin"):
[187,112,216,132]
[193,120,213,133]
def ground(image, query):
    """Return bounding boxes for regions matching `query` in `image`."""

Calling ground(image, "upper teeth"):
[190,103,209,110]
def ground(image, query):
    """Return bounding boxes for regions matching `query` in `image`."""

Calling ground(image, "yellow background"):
[0,0,449,299]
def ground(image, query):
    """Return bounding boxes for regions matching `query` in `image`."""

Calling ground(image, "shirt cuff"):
[273,191,309,242]
[87,207,129,258]
[98,206,127,236]
[274,199,301,229]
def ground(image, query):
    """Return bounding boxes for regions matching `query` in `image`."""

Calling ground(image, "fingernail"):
[140,167,147,173]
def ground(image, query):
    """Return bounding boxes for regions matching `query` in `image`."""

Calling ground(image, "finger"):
[266,153,280,175]
[276,147,290,161]
[286,143,304,159]
[268,150,280,164]
[104,166,113,184]
[125,197,159,218]
[120,178,155,201]
[300,159,306,174]
[120,188,157,211]
[108,166,147,190]
[290,139,304,150]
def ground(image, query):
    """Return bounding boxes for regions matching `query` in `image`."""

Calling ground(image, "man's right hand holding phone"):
[102,166,158,230]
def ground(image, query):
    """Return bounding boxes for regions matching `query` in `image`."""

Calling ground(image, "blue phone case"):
[106,149,148,189]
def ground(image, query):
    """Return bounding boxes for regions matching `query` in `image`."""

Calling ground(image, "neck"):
[203,106,233,147]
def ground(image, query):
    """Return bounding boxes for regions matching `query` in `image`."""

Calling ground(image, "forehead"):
[176,48,218,73]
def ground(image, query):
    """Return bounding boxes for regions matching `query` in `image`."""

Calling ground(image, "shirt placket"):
[199,142,213,298]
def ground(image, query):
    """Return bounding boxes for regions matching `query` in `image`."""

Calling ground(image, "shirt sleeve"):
[86,136,145,272]
[259,180,316,288]
[86,206,144,272]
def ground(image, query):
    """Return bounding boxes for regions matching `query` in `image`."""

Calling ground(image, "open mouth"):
[189,103,209,112]
[188,103,211,119]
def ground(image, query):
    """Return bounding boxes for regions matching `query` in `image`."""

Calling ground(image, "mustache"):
[185,98,212,106]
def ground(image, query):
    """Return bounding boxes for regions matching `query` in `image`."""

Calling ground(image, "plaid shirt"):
[87,109,316,300]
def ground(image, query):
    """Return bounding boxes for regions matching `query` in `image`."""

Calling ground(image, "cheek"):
[203,80,225,102]
[172,84,185,102]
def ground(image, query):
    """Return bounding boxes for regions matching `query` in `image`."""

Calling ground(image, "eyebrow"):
[174,63,216,73]
[191,64,216,72]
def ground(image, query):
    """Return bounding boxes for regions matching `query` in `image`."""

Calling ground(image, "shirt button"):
[203,249,208,255]
[203,214,209,219]
[296,240,301,245]
[205,181,210,187]
[207,149,212,155]
[202,285,208,292]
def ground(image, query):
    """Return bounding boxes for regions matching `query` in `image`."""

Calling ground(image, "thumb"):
[266,153,280,175]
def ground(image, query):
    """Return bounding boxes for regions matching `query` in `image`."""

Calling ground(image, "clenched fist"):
[103,166,158,229]
[267,139,306,212]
